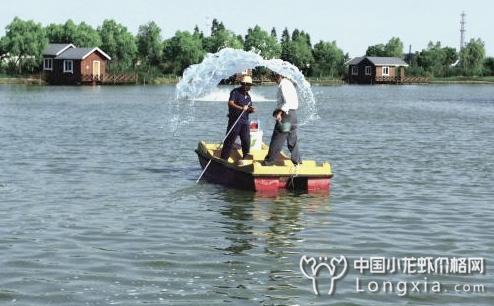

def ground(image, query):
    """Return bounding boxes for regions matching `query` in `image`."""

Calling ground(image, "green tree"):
[460,38,485,76]
[208,29,243,52]
[279,28,315,74]
[312,40,345,77]
[137,21,163,66]
[292,29,300,41]
[417,42,443,76]
[210,19,225,36]
[443,46,458,65]
[384,37,403,57]
[45,23,65,42]
[283,29,313,75]
[0,36,8,71]
[163,30,205,74]
[193,25,204,40]
[46,20,100,47]
[415,41,459,77]
[98,19,138,71]
[280,28,291,61]
[3,17,47,73]
[244,25,281,59]
[203,20,242,52]
[270,27,277,40]
[62,19,78,43]
[0,36,7,59]
[366,37,403,57]
[73,22,101,47]
[300,31,312,47]
[366,44,386,56]
[483,57,494,76]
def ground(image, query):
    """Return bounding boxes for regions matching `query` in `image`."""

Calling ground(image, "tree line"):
[1,16,493,79]
[366,37,490,77]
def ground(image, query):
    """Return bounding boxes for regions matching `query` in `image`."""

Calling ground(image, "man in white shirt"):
[262,73,301,166]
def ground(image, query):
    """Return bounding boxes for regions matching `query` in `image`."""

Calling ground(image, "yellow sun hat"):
[240,75,253,85]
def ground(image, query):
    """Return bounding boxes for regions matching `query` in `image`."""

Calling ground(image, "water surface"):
[0,84,493,305]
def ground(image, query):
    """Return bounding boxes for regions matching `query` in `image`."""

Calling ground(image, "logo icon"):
[300,255,348,295]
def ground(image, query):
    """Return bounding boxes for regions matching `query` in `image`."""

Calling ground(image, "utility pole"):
[460,11,466,50]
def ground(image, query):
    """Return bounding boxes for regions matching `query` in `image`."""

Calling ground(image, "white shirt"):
[276,78,299,114]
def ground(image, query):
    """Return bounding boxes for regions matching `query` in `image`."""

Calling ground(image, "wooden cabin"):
[347,56,408,84]
[42,43,111,85]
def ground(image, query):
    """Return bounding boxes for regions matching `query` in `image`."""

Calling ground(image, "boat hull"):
[196,150,331,193]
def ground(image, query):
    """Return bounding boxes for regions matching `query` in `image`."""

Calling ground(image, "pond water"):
[0,84,493,305]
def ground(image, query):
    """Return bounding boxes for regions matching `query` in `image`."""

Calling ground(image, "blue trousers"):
[220,119,250,160]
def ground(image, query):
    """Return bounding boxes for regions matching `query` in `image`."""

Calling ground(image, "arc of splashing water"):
[173,48,319,132]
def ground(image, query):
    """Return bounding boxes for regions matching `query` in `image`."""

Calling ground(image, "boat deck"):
[197,141,332,177]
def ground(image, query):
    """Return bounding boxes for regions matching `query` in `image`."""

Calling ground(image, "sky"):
[1,0,493,57]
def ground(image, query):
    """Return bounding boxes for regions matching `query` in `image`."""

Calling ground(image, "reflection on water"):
[207,189,332,303]
[217,190,331,257]
[219,190,256,255]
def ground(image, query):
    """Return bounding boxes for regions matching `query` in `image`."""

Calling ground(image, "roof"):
[54,47,111,60]
[43,43,75,56]
[345,57,363,65]
[347,56,408,67]
[367,57,408,66]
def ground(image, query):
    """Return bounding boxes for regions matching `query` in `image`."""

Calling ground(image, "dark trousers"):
[220,118,250,160]
[264,110,301,164]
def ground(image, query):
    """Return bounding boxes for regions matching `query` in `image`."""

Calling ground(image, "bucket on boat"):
[249,120,259,131]
[250,129,263,150]
[276,121,291,133]
[234,119,263,150]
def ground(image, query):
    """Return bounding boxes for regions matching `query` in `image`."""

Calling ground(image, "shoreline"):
[2,76,494,86]
[0,77,47,85]
[430,79,494,84]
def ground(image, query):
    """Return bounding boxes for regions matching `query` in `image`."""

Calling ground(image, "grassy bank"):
[430,76,494,84]
[306,77,345,85]
[0,75,46,85]
[145,75,180,85]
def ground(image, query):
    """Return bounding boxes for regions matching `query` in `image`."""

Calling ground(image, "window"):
[63,60,73,73]
[43,58,53,71]
[365,66,371,75]
[382,66,389,76]
[352,66,358,75]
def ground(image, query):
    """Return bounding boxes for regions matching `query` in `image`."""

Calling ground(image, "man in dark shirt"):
[220,75,255,161]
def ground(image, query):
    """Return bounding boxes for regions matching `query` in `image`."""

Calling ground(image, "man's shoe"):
[243,154,254,160]
[237,159,250,166]
[261,160,275,166]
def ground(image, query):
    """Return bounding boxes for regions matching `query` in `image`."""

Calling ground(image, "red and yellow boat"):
[195,141,332,192]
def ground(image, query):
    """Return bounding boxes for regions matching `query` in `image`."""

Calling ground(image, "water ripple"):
[0,85,493,305]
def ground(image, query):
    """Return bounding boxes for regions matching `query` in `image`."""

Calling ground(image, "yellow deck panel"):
[197,141,332,177]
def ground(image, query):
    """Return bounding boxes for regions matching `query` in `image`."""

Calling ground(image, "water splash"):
[193,87,274,102]
[174,48,318,129]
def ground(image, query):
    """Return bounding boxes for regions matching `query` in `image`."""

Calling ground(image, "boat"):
[195,141,333,192]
